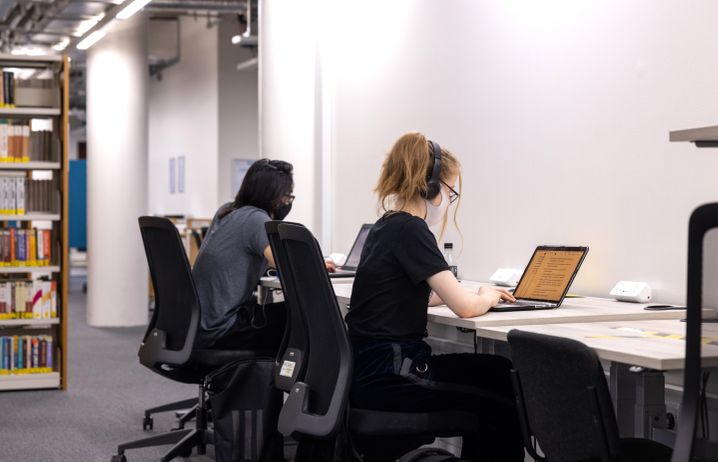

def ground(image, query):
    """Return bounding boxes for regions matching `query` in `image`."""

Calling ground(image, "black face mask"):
[274,202,292,220]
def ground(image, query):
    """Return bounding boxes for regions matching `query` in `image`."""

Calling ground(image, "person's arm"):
[263,244,337,272]
[428,290,444,307]
[427,271,515,318]
[263,245,276,269]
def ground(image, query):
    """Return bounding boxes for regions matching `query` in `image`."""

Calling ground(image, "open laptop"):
[329,224,373,278]
[490,246,589,312]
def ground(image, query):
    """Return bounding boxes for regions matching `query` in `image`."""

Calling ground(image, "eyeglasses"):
[285,194,296,204]
[441,181,460,204]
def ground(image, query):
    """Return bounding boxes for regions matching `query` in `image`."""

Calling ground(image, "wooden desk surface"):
[473,320,718,371]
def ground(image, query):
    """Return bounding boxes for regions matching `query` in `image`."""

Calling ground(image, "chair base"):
[115,382,211,461]
[113,428,213,461]
[143,397,199,430]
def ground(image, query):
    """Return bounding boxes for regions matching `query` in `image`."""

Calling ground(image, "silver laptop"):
[490,246,589,312]
[329,224,373,278]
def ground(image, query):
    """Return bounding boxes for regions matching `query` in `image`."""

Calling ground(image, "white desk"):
[330,280,687,328]
[474,319,718,371]
[473,319,718,441]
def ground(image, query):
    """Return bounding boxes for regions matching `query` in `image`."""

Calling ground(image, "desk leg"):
[475,337,511,358]
[634,369,667,439]
[610,363,635,437]
[610,363,666,439]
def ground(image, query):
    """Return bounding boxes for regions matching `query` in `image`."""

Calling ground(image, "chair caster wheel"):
[111,454,126,462]
[142,416,153,430]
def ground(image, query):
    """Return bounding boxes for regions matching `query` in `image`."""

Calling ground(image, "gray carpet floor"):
[0,277,212,462]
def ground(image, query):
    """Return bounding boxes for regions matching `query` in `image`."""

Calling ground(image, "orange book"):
[28,229,35,266]
[43,229,51,265]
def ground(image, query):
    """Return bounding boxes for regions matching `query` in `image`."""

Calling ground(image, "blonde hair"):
[375,132,462,241]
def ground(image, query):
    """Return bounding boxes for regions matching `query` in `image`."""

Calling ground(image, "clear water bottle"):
[443,243,458,278]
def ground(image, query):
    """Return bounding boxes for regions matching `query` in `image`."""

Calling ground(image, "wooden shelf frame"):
[0,55,68,392]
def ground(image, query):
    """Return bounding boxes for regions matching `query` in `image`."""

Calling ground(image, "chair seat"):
[349,408,478,437]
[617,438,672,462]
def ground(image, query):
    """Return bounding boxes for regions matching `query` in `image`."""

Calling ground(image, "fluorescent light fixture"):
[77,30,106,50]
[75,14,104,37]
[116,0,153,20]
[53,38,70,51]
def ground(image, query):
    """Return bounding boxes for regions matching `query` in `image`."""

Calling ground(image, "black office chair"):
[112,217,267,462]
[265,221,307,392]
[273,222,479,462]
[507,329,672,462]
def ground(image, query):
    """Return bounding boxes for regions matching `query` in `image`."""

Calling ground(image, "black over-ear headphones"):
[422,140,442,200]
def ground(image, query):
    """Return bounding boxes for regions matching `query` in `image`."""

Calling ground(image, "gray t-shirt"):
[193,204,270,347]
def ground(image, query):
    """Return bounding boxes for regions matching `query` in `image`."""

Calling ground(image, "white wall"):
[295,0,718,304]
[218,16,259,203]
[148,17,219,218]
[86,14,148,326]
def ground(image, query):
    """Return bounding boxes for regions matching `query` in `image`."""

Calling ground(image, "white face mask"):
[424,188,450,228]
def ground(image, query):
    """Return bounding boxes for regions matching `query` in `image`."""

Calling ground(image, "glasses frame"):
[441,181,460,204]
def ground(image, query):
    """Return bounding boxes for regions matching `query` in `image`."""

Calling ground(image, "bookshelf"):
[0,54,68,392]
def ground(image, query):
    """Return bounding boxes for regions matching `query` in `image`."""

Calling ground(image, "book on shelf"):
[0,174,58,214]
[0,334,53,374]
[0,279,56,320]
[0,71,16,109]
[0,120,59,163]
[0,228,52,267]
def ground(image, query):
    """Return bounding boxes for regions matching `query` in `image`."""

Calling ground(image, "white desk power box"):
[490,268,521,287]
[609,281,651,303]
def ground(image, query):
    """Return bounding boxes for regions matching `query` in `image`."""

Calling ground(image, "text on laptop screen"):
[344,227,371,268]
[513,249,585,302]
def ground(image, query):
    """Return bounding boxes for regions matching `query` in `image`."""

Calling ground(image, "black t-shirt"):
[346,212,450,342]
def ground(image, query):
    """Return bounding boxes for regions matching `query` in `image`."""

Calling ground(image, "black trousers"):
[350,339,524,462]
[210,301,287,352]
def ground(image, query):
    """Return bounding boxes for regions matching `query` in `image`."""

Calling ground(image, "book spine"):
[31,337,38,369]
[9,228,15,265]
[17,229,25,265]
[43,229,50,265]
[29,229,36,265]
[50,280,57,318]
[46,336,52,369]
[16,176,24,215]
[32,280,42,319]
[41,280,51,319]
[39,337,46,368]
[21,125,29,163]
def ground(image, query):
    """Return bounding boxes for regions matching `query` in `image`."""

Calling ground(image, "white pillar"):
[86,14,149,326]
[260,1,328,245]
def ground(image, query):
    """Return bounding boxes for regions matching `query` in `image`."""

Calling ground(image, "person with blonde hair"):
[346,132,524,461]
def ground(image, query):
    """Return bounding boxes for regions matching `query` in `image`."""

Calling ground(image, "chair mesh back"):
[266,221,308,358]
[139,217,199,354]
[278,224,352,417]
[507,330,620,462]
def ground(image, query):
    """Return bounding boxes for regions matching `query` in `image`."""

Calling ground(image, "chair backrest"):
[265,220,309,391]
[275,222,352,438]
[673,203,718,461]
[137,216,200,370]
[507,329,620,462]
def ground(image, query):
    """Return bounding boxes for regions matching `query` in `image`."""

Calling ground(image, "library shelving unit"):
[0,54,69,391]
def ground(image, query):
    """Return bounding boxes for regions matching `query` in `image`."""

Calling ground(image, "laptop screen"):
[513,246,588,303]
[343,224,373,269]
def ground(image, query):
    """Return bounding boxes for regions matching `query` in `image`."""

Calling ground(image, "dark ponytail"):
[218,159,294,219]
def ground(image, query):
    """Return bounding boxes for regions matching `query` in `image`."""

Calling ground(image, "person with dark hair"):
[193,158,333,351]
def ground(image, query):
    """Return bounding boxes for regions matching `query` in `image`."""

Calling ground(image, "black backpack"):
[207,358,284,462]
[399,447,465,462]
